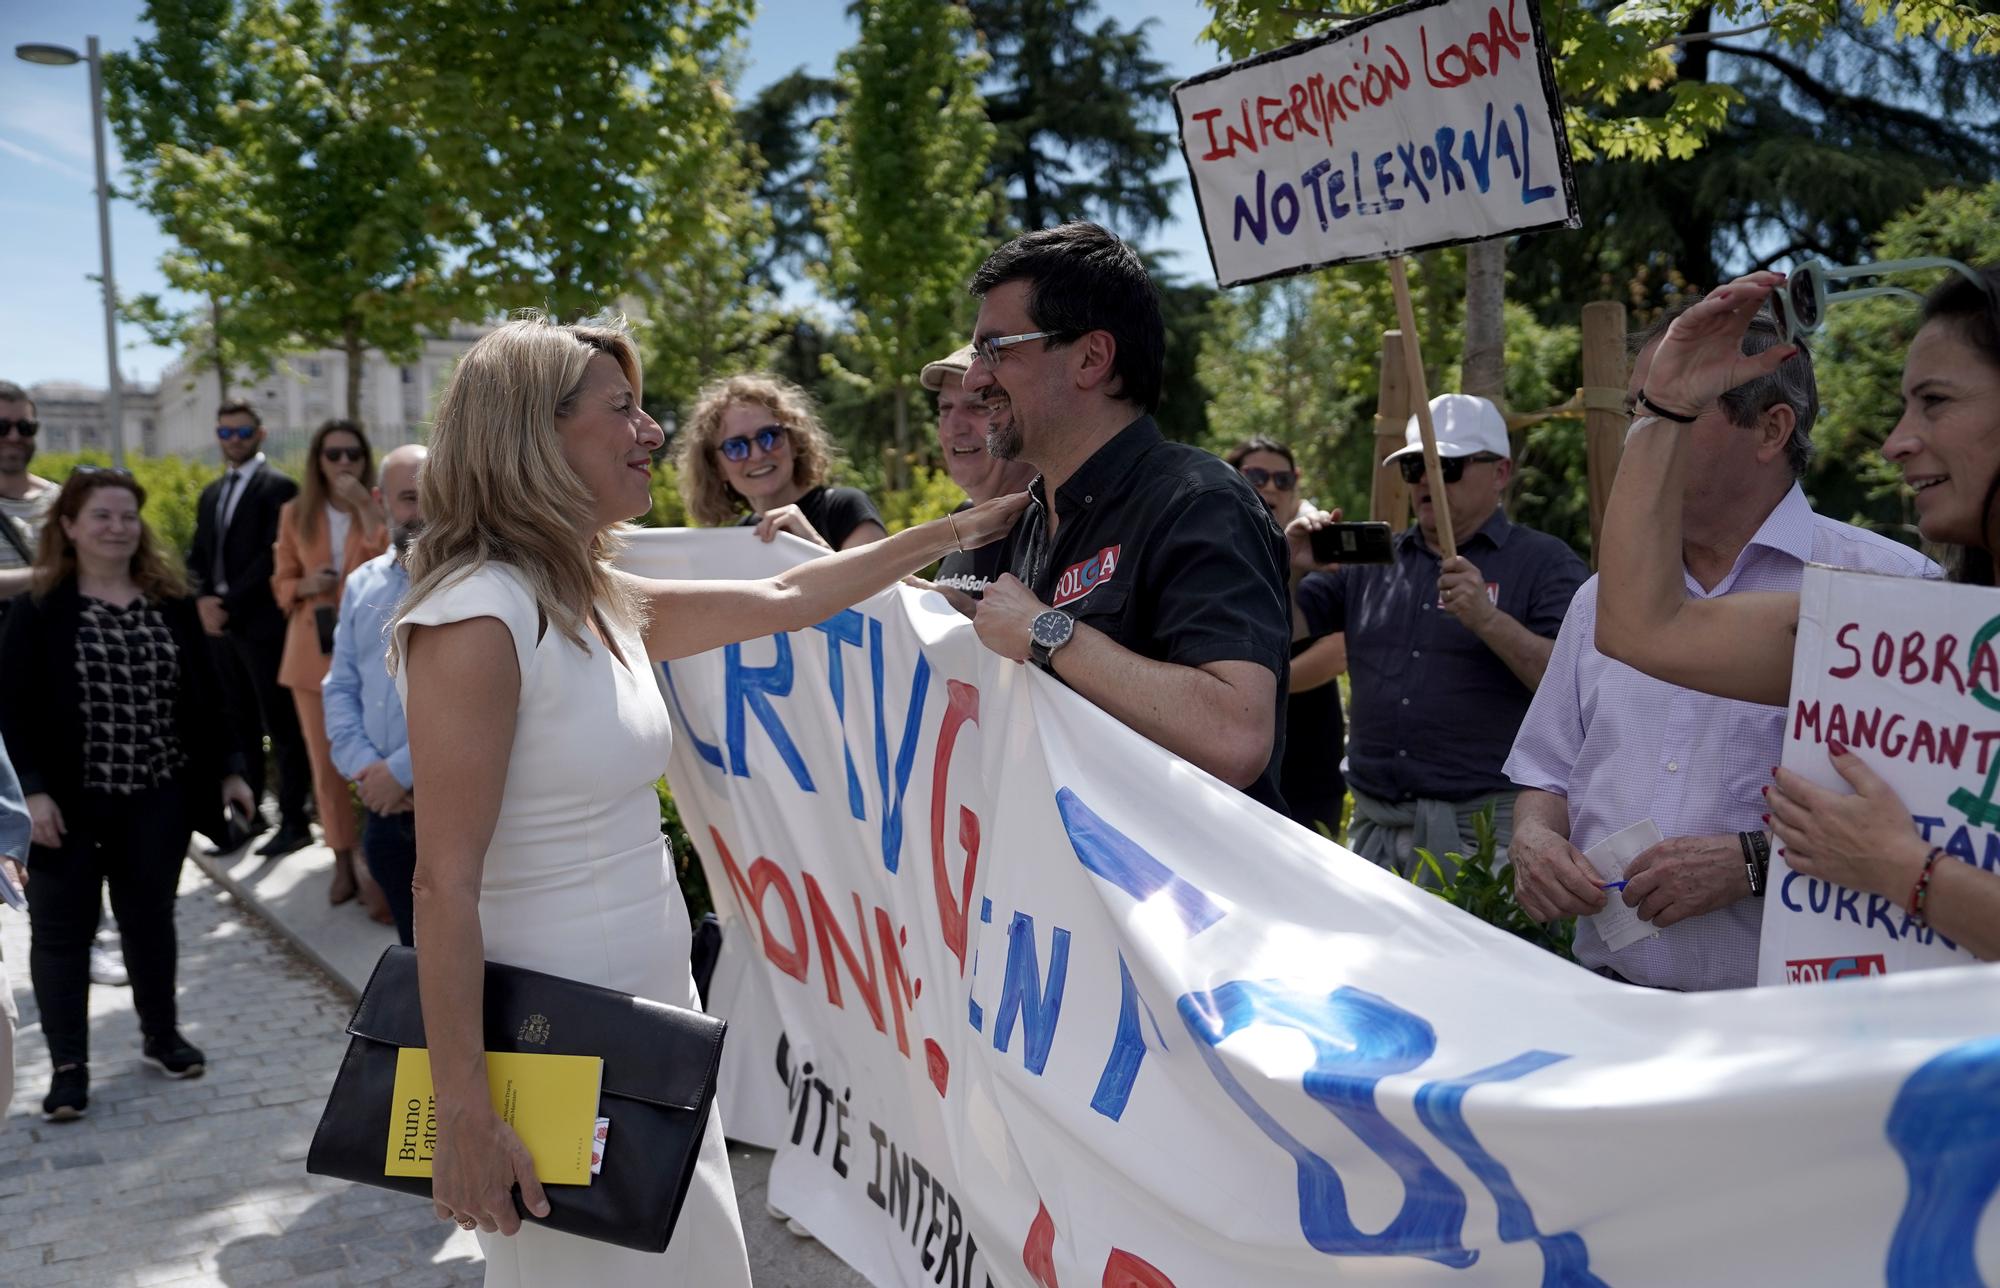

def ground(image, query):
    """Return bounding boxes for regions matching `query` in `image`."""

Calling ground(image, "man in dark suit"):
[188,399,313,857]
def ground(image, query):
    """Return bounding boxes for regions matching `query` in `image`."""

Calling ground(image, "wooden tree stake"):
[1387,256,1454,559]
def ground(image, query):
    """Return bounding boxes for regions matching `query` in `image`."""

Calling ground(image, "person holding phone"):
[1288,395,1588,879]
[0,469,255,1121]
[1227,437,1349,834]
[273,420,389,917]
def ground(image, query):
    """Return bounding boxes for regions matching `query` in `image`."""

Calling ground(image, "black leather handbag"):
[306,945,727,1253]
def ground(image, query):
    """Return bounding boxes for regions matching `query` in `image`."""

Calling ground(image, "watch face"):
[1031,611,1071,649]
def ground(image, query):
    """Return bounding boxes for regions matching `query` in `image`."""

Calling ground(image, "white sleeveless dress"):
[394,563,751,1288]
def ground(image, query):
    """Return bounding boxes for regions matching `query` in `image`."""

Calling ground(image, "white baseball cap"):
[920,343,977,393]
[1381,394,1511,466]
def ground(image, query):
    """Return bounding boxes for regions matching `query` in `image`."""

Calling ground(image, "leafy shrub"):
[1410,807,1575,961]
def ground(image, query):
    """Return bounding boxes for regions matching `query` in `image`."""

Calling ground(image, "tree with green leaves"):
[1196,0,2000,401]
[813,0,999,486]
[736,69,844,290]
[109,0,463,422]
[347,0,755,320]
[967,0,1180,235]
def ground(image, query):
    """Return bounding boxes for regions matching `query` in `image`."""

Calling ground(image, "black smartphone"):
[314,605,338,654]
[1310,521,1394,565]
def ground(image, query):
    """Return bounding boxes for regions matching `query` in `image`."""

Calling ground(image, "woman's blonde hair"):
[675,373,836,527]
[33,469,188,602]
[394,312,644,657]
[292,418,376,544]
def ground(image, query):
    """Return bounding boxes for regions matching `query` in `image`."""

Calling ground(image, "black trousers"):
[27,787,191,1068]
[362,809,416,948]
[212,627,310,829]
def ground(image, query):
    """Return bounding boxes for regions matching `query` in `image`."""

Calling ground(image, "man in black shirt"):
[921,343,1034,598]
[963,223,1293,811]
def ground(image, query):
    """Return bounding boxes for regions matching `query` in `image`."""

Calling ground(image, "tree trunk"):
[343,318,364,424]
[210,293,230,401]
[1461,239,1507,402]
[891,378,910,491]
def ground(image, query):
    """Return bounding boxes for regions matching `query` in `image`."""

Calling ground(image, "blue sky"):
[1,1,1223,389]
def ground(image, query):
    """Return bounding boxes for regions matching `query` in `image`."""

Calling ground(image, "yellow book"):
[385,1049,603,1185]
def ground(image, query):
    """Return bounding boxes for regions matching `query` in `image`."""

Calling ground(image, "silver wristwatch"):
[1029,609,1075,668]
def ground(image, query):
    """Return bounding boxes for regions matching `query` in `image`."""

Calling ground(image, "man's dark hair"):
[969,222,1165,413]
[0,380,33,415]
[217,397,262,427]
[1632,304,1817,478]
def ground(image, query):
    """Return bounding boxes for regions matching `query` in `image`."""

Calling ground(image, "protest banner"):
[1766,565,2000,984]
[624,530,2000,1288]
[1172,0,1581,556]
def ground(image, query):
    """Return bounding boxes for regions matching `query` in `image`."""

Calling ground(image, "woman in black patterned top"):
[0,470,253,1122]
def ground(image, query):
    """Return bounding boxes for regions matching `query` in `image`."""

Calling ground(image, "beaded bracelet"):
[1908,846,1946,926]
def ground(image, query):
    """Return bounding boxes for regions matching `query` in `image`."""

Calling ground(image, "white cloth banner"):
[1170,0,1580,286]
[623,531,2000,1288]
[1766,566,2000,983]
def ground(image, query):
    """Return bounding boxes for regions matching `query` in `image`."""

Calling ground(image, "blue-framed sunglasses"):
[717,425,786,462]
[215,424,259,441]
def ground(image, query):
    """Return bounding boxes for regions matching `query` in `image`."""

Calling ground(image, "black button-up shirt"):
[1297,511,1585,803]
[995,416,1293,813]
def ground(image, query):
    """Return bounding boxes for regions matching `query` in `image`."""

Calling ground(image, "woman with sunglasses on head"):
[1597,264,2000,961]
[677,373,888,551]
[391,315,1022,1279]
[272,420,390,918]
[1228,438,1350,834]
[0,469,256,1120]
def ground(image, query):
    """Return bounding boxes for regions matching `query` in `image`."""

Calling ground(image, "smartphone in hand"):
[1310,521,1394,565]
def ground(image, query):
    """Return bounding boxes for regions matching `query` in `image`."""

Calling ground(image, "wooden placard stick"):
[1386,255,1455,559]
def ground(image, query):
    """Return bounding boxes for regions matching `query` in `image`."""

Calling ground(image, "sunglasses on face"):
[321,446,365,463]
[1240,467,1296,490]
[0,418,39,438]
[1399,453,1502,486]
[717,425,786,462]
[216,424,259,441]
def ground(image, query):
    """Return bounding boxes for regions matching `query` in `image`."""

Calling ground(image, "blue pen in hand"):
[1599,880,1627,892]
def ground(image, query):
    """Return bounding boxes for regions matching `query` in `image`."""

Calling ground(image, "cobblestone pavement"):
[0,862,871,1288]
[0,865,486,1287]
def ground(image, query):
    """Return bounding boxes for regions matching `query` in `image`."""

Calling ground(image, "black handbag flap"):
[346,946,722,1111]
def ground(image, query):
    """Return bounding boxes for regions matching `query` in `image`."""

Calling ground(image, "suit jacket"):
[189,461,298,639]
[272,498,389,692]
[0,580,242,847]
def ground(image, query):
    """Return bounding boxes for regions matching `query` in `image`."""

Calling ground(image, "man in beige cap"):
[1292,393,1587,877]
[921,343,1035,597]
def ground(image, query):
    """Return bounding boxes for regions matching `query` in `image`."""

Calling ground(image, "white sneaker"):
[89,938,128,987]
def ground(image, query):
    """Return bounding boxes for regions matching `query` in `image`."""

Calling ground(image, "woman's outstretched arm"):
[634,491,1030,663]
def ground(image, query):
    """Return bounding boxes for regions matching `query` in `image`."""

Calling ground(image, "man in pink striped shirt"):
[1503,311,1939,990]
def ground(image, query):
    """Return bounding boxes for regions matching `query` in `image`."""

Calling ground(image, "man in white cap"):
[1293,393,1587,877]
[920,343,1035,598]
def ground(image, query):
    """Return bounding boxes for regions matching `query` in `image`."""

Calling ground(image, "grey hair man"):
[1505,308,1941,990]
[922,343,1035,598]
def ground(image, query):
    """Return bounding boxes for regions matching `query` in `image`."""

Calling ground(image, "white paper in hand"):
[0,861,25,913]
[1585,819,1664,954]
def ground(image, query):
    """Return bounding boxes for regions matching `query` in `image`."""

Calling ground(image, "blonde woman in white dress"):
[391,315,1027,1286]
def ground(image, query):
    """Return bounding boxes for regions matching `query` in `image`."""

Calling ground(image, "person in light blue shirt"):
[323,445,425,945]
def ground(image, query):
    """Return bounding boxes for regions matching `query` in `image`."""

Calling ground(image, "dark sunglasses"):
[216,424,259,441]
[321,446,366,463]
[717,425,786,462]
[1398,452,1502,485]
[0,418,39,437]
[1240,466,1296,490]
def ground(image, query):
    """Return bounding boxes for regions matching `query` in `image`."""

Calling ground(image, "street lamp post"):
[16,37,125,467]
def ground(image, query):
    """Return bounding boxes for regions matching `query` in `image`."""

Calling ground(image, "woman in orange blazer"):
[272,420,390,913]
